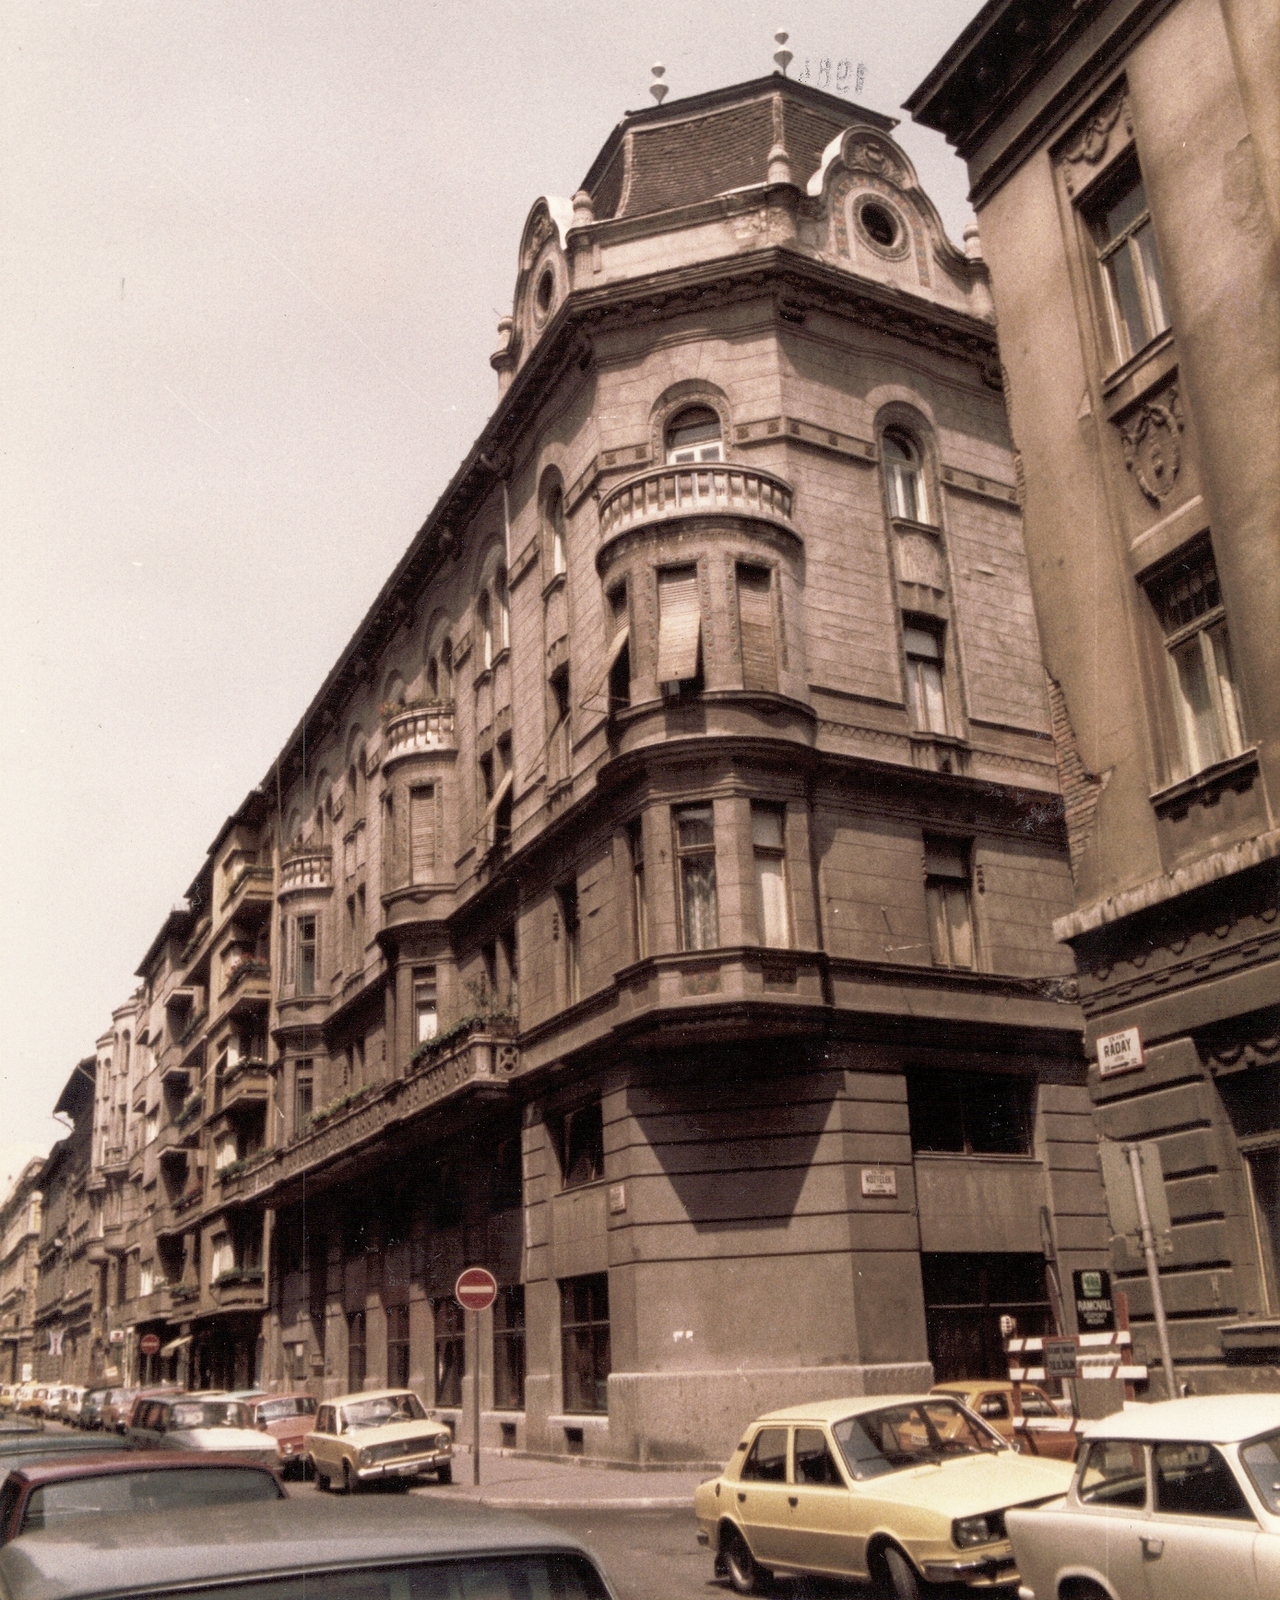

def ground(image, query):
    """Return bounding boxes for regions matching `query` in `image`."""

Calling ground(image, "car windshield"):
[136,1553,610,1600]
[169,1402,253,1430]
[255,1397,318,1424]
[341,1393,427,1430]
[18,1467,282,1536]
[1241,1428,1280,1515]
[833,1400,1004,1479]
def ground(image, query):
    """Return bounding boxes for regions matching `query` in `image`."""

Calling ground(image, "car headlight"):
[952,1515,995,1548]
[359,1448,374,1466]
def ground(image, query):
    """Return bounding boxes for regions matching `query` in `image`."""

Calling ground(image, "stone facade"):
[35,76,1116,1458]
[910,0,1280,1391]
[0,1161,44,1385]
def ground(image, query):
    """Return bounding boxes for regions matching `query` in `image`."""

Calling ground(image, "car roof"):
[328,1388,420,1407]
[1082,1395,1280,1444]
[7,1453,281,1487]
[0,1496,600,1600]
[749,1395,941,1426]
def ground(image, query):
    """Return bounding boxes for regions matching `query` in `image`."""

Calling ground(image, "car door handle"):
[1140,1537,1163,1558]
[788,1497,798,1508]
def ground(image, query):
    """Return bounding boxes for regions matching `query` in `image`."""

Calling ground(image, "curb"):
[476,1496,694,1512]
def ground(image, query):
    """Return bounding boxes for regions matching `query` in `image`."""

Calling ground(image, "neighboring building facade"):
[33,1063,96,1385]
[910,0,1280,1392]
[0,1161,44,1384]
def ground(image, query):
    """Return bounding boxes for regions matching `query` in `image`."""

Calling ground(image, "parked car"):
[127,1396,279,1471]
[305,1389,453,1492]
[76,1389,111,1431]
[224,1391,318,1478]
[1006,1393,1280,1600]
[15,1387,48,1418]
[930,1379,1079,1461]
[694,1394,1074,1599]
[0,1430,130,1484]
[0,1451,285,1543]
[52,1387,88,1426]
[0,1494,616,1600]
[98,1388,138,1434]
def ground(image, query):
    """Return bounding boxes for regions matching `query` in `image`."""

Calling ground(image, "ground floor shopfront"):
[253,1024,1109,1464]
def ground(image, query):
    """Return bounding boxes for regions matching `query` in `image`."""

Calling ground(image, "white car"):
[1006,1394,1280,1600]
[305,1389,453,1492]
[126,1395,281,1471]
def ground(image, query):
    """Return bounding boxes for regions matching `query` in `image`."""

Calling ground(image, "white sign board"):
[1097,1026,1144,1077]
[860,1167,897,1198]
[1043,1337,1079,1379]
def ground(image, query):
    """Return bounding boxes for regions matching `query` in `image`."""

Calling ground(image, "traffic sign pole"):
[454,1268,498,1488]
[1127,1142,1178,1399]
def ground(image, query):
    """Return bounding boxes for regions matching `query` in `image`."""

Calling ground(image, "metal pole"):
[1127,1143,1178,1400]
[471,1308,480,1486]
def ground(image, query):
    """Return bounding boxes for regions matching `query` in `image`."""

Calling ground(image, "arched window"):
[427,657,439,698]
[883,431,928,524]
[441,638,454,699]
[546,486,567,577]
[665,406,723,464]
[477,591,493,670]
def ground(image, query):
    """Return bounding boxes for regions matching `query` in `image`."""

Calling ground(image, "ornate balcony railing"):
[279,844,332,895]
[382,701,456,769]
[598,463,795,542]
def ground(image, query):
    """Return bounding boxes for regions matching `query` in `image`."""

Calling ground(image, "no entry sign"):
[455,1267,498,1313]
[139,1333,161,1356]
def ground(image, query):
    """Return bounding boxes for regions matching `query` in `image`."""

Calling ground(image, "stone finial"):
[773,30,792,75]
[649,64,668,106]
[767,142,792,186]
[572,189,595,228]
[963,222,983,261]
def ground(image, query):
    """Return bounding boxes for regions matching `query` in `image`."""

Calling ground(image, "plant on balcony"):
[308,1083,378,1130]
[215,1157,250,1183]
[381,696,452,721]
[409,1006,517,1069]
[214,1267,264,1287]
[176,1093,203,1127]
[170,1283,199,1303]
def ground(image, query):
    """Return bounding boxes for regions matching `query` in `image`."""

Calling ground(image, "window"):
[387,1304,411,1389]
[413,969,438,1044]
[560,1273,610,1413]
[494,568,509,652]
[883,431,928,523]
[1154,1441,1253,1519]
[741,1428,788,1482]
[1147,544,1247,778]
[903,623,948,734]
[410,785,435,882]
[908,1070,1034,1155]
[500,924,519,1013]
[628,818,648,960]
[924,836,974,969]
[665,405,722,464]
[477,591,493,670]
[434,1298,465,1407]
[441,637,454,699]
[674,805,718,950]
[737,565,778,692]
[345,894,356,968]
[494,1135,523,1211]
[547,486,568,577]
[794,1427,844,1486]
[347,1310,366,1391]
[656,566,702,691]
[751,804,790,948]
[293,1062,313,1133]
[296,915,317,995]
[1079,1439,1148,1508]
[1084,155,1169,364]
[493,1285,526,1411]
[549,665,572,786]
[210,1233,233,1283]
[558,1103,604,1188]
[921,1253,1053,1382]
[606,583,630,710]
[558,881,580,1005]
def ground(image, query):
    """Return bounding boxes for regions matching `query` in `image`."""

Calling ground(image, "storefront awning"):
[160,1334,193,1357]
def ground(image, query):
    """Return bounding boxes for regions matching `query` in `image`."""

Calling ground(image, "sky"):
[0,0,986,1171]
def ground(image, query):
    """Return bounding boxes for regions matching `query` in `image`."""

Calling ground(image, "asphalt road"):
[524,1508,717,1600]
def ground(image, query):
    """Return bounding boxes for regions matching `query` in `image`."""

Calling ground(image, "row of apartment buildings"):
[18,0,1277,1466]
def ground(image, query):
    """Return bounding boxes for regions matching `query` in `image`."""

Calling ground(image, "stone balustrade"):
[598,463,795,542]
[279,845,332,895]
[382,702,457,769]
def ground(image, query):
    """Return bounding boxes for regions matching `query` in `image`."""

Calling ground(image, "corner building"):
[228,77,1105,1463]
[910,0,1280,1389]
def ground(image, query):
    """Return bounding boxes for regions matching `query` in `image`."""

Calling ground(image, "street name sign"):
[1097,1026,1145,1077]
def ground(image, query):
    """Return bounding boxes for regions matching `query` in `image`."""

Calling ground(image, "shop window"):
[1146,543,1247,779]
[921,1253,1052,1381]
[908,1070,1034,1156]
[413,969,438,1045]
[628,818,648,960]
[493,1285,526,1411]
[347,1310,366,1391]
[665,405,722,464]
[751,804,790,948]
[434,1298,465,1407]
[1082,153,1169,365]
[386,1304,411,1389]
[903,622,948,734]
[924,836,974,969]
[557,1102,604,1188]
[674,805,718,950]
[656,566,702,692]
[560,1273,610,1413]
[558,881,580,1005]
[737,565,778,692]
[883,430,929,524]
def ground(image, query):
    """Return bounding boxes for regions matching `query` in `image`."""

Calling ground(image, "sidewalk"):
[432,1450,710,1511]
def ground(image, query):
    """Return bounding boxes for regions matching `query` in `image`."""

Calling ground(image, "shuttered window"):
[737,565,778,692]
[409,786,435,883]
[924,835,974,969]
[656,566,701,687]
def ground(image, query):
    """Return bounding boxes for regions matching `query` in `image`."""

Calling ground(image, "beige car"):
[304,1389,453,1493]
[694,1395,1074,1599]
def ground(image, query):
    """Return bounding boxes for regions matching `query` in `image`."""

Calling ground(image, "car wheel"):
[722,1529,768,1595]
[314,1467,330,1492]
[342,1460,357,1495]
[437,1464,452,1485]
[878,1546,922,1600]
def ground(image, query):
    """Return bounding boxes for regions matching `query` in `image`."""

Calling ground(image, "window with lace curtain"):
[674,805,718,950]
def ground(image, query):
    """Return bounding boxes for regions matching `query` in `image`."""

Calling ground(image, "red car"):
[0,1451,285,1543]
[230,1392,319,1478]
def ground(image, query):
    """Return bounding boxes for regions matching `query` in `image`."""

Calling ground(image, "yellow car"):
[303,1388,453,1493]
[694,1395,1074,1599]
[930,1380,1079,1461]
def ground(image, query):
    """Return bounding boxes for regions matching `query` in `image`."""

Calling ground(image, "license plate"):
[397,1462,416,1475]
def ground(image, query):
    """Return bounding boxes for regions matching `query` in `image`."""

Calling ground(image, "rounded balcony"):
[382,701,456,771]
[279,844,333,898]
[597,463,797,561]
